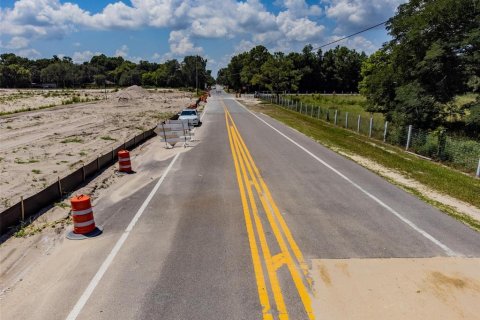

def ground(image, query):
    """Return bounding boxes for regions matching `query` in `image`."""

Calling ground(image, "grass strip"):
[244,101,480,230]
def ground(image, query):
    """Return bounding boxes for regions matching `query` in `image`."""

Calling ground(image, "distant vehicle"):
[178,109,201,126]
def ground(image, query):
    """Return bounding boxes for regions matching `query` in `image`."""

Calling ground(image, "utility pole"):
[195,55,199,96]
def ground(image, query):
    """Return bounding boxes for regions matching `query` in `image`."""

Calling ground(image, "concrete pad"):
[311,258,480,320]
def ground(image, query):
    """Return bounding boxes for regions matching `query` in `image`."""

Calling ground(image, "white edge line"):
[65,152,181,320]
[231,98,456,257]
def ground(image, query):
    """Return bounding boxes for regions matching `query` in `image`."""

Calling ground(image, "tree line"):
[360,0,479,132]
[217,45,366,94]
[0,53,215,89]
[217,0,479,135]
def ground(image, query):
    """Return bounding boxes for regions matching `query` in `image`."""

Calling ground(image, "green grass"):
[454,93,477,107]
[285,94,386,135]
[61,137,84,143]
[15,158,39,164]
[101,136,117,141]
[248,101,480,229]
[0,104,57,116]
[31,169,42,174]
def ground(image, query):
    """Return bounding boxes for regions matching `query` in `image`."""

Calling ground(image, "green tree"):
[361,0,480,128]
[252,52,301,95]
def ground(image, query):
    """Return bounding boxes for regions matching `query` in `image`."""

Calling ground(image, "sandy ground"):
[0,88,111,114]
[0,86,195,211]
[0,135,198,302]
[311,258,480,319]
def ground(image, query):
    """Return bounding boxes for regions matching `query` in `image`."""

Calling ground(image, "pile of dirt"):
[114,85,149,101]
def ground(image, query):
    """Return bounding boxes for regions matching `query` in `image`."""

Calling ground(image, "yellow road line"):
[225,112,273,320]
[229,123,289,320]
[225,107,313,290]
[271,253,287,271]
[230,121,314,319]
[224,102,316,319]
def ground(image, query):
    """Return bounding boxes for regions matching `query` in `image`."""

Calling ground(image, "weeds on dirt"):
[31,169,42,174]
[61,137,84,143]
[54,201,70,209]
[13,216,72,238]
[101,136,116,141]
[15,158,39,164]
[1,197,11,208]
[0,103,57,116]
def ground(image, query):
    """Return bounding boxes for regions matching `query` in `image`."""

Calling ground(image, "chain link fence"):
[259,93,480,176]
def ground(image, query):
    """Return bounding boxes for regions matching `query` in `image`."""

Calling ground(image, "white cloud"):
[281,0,322,17]
[72,50,101,63]
[3,36,30,49]
[276,11,324,42]
[115,44,129,57]
[326,0,406,33]
[1,0,396,60]
[168,30,203,55]
[0,0,328,57]
[325,35,378,54]
[16,48,41,58]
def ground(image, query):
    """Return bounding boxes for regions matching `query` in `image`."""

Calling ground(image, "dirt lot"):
[311,258,480,319]
[0,88,110,114]
[0,86,195,211]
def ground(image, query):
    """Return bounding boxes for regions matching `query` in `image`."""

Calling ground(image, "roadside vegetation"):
[218,0,479,141]
[281,94,480,173]
[247,101,480,231]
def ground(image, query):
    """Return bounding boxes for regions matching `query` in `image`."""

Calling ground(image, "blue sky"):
[0,0,406,75]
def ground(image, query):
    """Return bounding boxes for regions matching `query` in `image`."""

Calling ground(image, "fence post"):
[326,109,330,121]
[334,110,338,125]
[311,105,314,117]
[357,115,361,133]
[317,107,320,119]
[369,117,373,138]
[57,176,62,198]
[345,112,349,128]
[476,159,480,178]
[383,121,388,142]
[406,125,413,150]
[21,196,24,221]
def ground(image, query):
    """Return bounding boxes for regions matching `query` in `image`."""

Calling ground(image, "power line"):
[312,20,389,51]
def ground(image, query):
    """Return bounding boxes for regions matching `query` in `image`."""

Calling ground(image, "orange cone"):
[67,195,102,239]
[118,150,133,173]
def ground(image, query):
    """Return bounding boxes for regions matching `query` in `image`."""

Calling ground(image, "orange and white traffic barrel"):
[67,195,102,240]
[118,150,133,173]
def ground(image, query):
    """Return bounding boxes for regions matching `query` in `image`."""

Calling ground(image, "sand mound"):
[114,85,149,101]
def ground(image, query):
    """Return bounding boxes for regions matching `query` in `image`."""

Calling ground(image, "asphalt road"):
[2,89,480,320]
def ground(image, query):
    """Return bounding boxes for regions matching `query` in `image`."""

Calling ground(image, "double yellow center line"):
[224,102,315,320]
